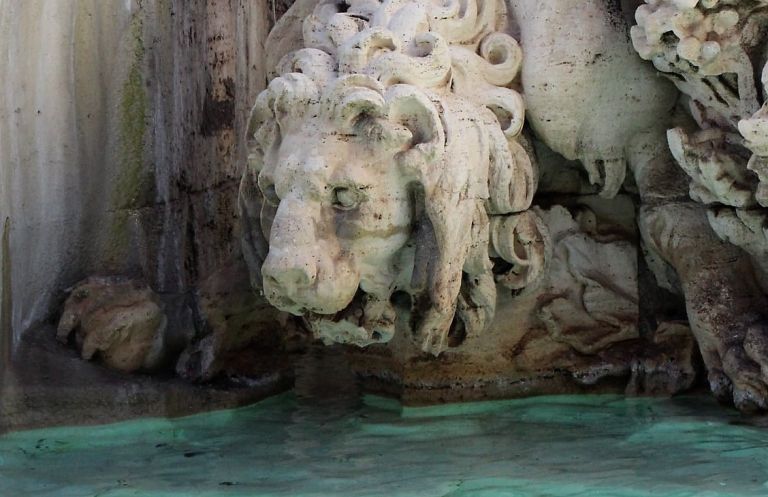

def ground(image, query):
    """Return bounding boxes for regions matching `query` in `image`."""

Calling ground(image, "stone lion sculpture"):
[239,0,546,355]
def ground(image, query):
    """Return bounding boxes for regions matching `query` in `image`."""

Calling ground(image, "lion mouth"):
[267,285,396,347]
[275,288,395,347]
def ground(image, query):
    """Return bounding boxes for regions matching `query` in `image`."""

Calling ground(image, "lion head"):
[239,0,546,354]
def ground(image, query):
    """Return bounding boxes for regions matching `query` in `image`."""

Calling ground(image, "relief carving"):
[536,206,640,356]
[235,0,768,411]
[505,0,768,410]
[631,0,768,409]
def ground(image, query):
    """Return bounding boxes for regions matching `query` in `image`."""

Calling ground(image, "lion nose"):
[262,252,317,293]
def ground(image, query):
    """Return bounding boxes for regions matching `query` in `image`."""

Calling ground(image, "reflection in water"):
[1,388,768,496]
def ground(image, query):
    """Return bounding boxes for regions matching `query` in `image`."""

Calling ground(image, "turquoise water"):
[1,393,768,496]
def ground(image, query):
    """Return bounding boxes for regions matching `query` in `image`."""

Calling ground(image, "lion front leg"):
[640,201,768,411]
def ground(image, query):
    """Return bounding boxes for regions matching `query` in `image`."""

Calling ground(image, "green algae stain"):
[108,11,153,263]
[115,13,150,211]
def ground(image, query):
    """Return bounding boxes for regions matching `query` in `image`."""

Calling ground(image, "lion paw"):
[420,329,448,356]
[705,325,768,412]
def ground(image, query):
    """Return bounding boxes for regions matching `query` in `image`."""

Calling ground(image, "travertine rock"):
[0,0,272,362]
[632,0,763,126]
[625,321,699,397]
[536,207,640,355]
[509,0,678,198]
[13,0,768,417]
[344,204,698,404]
[176,258,302,382]
[632,0,768,410]
[57,278,167,373]
[478,0,768,411]
[707,207,768,290]
[231,0,710,406]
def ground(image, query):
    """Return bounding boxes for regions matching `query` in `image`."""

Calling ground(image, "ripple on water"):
[1,393,767,497]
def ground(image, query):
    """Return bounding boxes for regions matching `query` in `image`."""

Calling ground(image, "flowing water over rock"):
[1,393,767,497]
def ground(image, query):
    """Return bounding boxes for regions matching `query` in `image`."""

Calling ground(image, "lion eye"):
[332,186,361,210]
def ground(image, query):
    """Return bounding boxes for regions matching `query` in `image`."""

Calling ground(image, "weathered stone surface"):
[630,0,768,411]
[240,0,546,357]
[510,0,678,198]
[235,0,700,406]
[1,329,290,434]
[176,257,304,382]
[9,0,768,419]
[0,0,272,360]
[231,0,696,402]
[57,278,167,373]
[625,321,699,397]
[343,204,698,404]
[0,0,295,420]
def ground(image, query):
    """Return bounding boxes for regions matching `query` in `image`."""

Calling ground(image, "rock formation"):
[630,0,768,410]
[0,0,276,363]
[237,0,768,411]
[57,278,168,373]
[0,1,295,429]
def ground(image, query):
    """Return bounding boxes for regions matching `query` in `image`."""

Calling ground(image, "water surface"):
[1,393,767,496]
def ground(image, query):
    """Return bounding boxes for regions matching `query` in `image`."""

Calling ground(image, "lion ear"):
[384,85,445,175]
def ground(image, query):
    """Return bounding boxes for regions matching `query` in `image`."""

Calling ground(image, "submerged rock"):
[57,278,167,373]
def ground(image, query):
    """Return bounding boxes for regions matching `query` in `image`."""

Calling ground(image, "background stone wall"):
[0,0,275,359]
